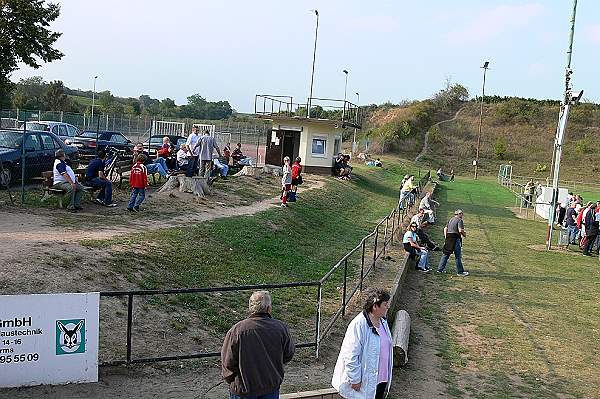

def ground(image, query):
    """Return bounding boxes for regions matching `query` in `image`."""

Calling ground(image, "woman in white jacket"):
[332,289,393,399]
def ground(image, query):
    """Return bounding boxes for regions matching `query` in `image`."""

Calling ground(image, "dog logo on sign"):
[56,319,86,355]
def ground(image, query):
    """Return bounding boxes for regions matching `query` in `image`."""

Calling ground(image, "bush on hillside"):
[575,136,594,154]
[493,98,541,124]
[494,138,507,160]
[432,82,469,111]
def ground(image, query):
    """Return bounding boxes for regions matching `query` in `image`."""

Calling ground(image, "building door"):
[265,130,300,165]
[265,130,284,166]
[281,131,300,162]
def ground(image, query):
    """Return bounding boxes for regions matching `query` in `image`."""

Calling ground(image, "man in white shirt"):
[52,149,85,212]
[185,126,201,175]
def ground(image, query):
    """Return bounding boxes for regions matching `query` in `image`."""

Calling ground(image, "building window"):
[311,137,326,157]
[333,136,341,155]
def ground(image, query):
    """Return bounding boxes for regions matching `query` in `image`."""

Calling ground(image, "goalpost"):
[152,121,186,136]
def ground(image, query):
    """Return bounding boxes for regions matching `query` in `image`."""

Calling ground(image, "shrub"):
[575,136,593,154]
[535,163,547,173]
[494,138,507,160]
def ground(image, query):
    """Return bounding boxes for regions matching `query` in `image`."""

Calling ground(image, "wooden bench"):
[41,171,68,208]
[110,159,134,188]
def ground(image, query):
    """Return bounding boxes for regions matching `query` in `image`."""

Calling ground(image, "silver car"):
[24,121,80,144]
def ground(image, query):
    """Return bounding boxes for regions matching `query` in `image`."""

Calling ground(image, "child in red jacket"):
[128,154,149,212]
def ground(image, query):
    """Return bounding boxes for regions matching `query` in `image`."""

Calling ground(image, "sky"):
[11,0,600,112]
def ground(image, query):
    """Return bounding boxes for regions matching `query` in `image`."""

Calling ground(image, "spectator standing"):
[583,203,599,256]
[281,156,292,208]
[291,156,303,191]
[185,126,201,175]
[566,202,579,245]
[52,149,85,212]
[198,130,221,178]
[332,288,393,399]
[400,175,416,207]
[128,154,148,212]
[523,179,535,207]
[437,209,469,276]
[402,223,431,272]
[450,169,455,182]
[221,291,295,399]
[85,150,117,207]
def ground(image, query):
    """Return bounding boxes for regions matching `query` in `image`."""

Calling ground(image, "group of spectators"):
[560,193,600,256]
[334,153,353,180]
[50,127,246,212]
[221,288,393,399]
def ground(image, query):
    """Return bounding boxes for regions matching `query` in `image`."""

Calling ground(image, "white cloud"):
[445,3,545,45]
[585,25,600,44]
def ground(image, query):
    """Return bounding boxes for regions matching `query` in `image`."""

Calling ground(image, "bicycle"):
[104,147,129,183]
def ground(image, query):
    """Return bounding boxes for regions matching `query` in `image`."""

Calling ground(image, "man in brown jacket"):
[221,291,295,398]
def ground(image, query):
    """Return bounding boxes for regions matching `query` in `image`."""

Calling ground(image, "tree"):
[42,80,69,110]
[11,76,46,109]
[432,79,469,111]
[0,0,63,105]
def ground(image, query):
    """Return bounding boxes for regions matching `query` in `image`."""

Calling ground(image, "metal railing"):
[96,171,431,365]
[254,94,363,128]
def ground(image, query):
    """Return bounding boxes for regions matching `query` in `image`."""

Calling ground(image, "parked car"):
[0,129,80,187]
[142,134,187,156]
[23,121,81,144]
[70,130,134,157]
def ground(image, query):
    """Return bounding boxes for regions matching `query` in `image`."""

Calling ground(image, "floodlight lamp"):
[571,90,584,104]
[343,69,348,74]
[483,61,489,68]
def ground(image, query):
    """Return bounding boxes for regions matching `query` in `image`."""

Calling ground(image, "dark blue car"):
[70,130,134,157]
[0,129,80,186]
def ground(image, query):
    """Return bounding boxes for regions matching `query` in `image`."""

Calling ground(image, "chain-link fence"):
[0,109,270,206]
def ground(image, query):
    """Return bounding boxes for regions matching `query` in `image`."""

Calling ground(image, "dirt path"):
[3,245,413,399]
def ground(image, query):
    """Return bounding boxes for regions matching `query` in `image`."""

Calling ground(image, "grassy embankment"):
[419,176,600,398]
[81,161,419,342]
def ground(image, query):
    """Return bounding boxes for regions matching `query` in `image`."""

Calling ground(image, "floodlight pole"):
[341,69,349,122]
[91,75,98,128]
[353,92,359,155]
[307,10,319,118]
[547,0,578,250]
[474,61,489,180]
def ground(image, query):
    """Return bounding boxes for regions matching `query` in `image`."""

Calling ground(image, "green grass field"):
[81,161,421,341]
[422,176,600,398]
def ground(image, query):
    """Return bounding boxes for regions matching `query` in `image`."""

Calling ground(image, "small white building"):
[255,95,362,174]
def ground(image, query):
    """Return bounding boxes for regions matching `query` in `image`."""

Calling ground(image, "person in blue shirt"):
[85,150,117,207]
[402,222,431,272]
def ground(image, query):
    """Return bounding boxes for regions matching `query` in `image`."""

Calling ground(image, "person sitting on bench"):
[177,144,194,176]
[402,222,431,272]
[419,192,439,223]
[410,208,440,251]
[86,150,117,207]
[232,143,245,164]
[212,155,229,177]
[53,149,85,212]
[133,143,168,179]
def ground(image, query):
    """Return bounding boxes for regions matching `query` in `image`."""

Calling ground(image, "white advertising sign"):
[0,292,100,388]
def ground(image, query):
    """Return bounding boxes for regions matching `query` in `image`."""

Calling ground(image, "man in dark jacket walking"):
[221,291,295,399]
[437,209,469,276]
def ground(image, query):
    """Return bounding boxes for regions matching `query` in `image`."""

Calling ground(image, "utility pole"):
[547,0,580,250]
[353,92,359,155]
[474,61,489,180]
[91,75,98,128]
[307,10,319,118]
